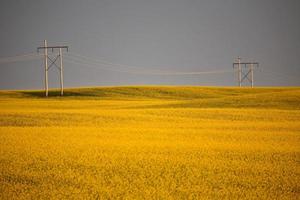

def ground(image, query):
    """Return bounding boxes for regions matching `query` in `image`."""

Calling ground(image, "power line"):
[65,52,232,75]
[0,53,42,64]
[64,56,232,75]
[0,52,59,64]
[63,57,144,74]
[259,68,299,82]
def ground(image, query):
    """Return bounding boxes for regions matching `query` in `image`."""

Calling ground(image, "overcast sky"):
[0,0,299,89]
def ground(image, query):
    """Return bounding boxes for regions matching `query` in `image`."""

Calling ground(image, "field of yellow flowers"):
[0,86,299,199]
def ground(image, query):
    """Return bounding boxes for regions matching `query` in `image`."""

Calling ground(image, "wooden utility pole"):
[233,57,259,88]
[37,41,68,97]
[44,40,48,97]
[250,63,254,88]
[238,56,241,87]
[59,48,64,96]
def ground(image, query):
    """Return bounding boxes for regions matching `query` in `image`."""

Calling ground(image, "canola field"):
[0,86,299,199]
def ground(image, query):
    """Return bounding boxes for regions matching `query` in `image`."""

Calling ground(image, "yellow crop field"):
[0,86,299,199]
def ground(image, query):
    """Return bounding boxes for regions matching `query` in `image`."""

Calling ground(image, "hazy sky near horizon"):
[0,0,299,89]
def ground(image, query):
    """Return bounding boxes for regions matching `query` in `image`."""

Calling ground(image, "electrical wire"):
[0,53,43,64]
[64,56,232,75]
[64,52,232,75]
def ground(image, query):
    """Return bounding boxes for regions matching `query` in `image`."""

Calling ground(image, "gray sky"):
[0,0,299,89]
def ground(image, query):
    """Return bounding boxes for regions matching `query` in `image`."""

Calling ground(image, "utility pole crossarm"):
[233,62,259,66]
[37,46,69,53]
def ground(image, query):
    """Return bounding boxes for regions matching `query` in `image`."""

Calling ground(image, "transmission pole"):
[59,48,64,96]
[37,40,68,97]
[238,57,241,87]
[233,57,259,88]
[44,40,48,97]
[250,63,254,88]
